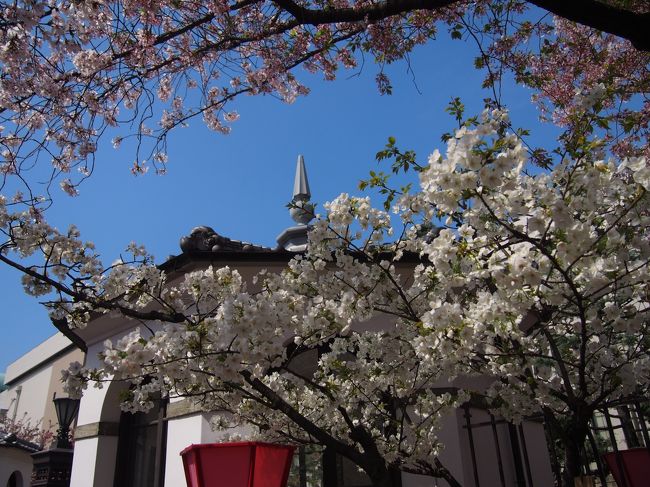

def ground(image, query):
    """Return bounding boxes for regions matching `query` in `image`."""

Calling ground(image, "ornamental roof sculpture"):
[179,226,272,253]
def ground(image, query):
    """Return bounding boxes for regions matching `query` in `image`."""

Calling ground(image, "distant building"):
[0,333,84,487]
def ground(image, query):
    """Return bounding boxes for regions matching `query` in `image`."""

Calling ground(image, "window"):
[287,447,381,487]
[113,399,167,487]
[288,446,323,487]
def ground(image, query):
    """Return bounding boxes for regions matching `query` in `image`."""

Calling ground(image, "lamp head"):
[52,393,80,449]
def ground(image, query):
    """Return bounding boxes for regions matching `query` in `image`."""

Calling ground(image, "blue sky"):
[0,34,559,372]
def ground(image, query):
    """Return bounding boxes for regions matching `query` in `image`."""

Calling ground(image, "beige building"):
[0,333,84,487]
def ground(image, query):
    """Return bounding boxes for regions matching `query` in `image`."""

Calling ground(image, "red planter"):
[603,448,650,487]
[181,441,296,487]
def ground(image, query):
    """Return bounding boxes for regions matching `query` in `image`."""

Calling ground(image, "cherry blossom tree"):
[1,2,649,486]
[0,0,647,201]
[1,102,648,486]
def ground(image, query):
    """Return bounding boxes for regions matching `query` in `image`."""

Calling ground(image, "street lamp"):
[31,394,81,487]
[52,393,80,449]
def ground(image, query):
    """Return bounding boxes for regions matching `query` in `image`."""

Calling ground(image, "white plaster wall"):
[70,375,124,487]
[75,381,112,426]
[95,435,120,486]
[438,410,470,487]
[402,473,447,487]
[396,372,554,487]
[1,332,82,438]
[72,258,557,487]
[457,408,512,487]
[70,436,119,487]
[164,412,255,487]
[0,448,33,487]
[42,348,85,430]
[453,408,554,487]
[521,421,554,487]
[400,410,471,487]
[75,320,237,487]
[84,341,107,371]
[69,437,98,487]
[164,415,205,487]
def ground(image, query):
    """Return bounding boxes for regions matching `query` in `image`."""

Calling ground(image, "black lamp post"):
[52,393,80,449]
[31,393,80,487]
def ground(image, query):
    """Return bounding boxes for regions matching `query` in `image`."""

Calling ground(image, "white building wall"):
[0,388,10,414]
[73,339,556,487]
[164,414,205,487]
[522,421,554,487]
[164,410,254,487]
[75,380,113,425]
[69,435,119,487]
[0,332,83,487]
[70,373,123,487]
[452,408,554,487]
[0,448,32,487]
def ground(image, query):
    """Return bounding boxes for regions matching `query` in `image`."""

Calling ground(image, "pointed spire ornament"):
[289,154,314,226]
[277,154,315,251]
[293,154,311,201]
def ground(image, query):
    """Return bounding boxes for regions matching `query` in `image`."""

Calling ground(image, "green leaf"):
[595,118,610,130]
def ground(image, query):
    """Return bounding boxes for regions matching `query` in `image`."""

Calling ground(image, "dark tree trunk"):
[561,420,589,487]
[367,465,401,487]
[368,466,462,487]
[369,476,399,487]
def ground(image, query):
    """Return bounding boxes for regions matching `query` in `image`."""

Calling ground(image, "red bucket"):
[181,441,296,487]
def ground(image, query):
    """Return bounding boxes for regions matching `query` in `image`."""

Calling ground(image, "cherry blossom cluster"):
[0,414,55,449]
[0,193,159,327]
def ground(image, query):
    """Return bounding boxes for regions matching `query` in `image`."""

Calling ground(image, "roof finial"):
[289,154,314,226]
[293,154,311,201]
[277,155,315,251]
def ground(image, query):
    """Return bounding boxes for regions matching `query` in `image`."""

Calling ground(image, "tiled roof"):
[0,431,41,453]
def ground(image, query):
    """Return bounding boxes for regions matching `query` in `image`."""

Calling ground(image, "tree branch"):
[528,0,650,51]
[271,0,460,25]
[240,370,366,465]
